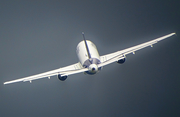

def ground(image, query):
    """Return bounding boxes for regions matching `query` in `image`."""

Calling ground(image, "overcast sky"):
[0,1,180,117]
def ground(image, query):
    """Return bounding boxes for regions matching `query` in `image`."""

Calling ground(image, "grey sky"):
[0,1,180,117]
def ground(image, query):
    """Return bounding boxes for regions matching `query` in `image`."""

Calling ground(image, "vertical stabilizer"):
[82,32,91,59]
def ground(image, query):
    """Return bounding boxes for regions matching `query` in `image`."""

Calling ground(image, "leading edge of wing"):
[4,63,88,85]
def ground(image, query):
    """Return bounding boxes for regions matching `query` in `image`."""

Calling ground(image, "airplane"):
[4,32,176,85]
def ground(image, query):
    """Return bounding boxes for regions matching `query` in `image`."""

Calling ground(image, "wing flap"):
[99,33,175,67]
[4,62,87,84]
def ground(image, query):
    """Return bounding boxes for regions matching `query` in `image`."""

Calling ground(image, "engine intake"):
[57,74,67,81]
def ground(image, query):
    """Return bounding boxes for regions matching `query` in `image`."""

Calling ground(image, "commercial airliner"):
[4,32,176,85]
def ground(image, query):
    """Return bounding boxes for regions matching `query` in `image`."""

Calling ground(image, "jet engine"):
[57,74,67,81]
[117,58,126,64]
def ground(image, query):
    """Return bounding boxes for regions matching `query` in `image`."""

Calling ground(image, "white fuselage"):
[76,40,101,74]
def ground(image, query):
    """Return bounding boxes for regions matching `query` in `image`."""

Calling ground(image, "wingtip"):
[169,32,176,37]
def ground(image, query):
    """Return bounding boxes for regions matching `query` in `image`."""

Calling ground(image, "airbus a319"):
[4,32,176,85]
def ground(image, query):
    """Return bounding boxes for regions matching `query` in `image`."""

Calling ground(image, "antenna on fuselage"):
[82,32,91,59]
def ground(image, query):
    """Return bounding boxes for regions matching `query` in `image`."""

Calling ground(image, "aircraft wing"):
[98,33,176,68]
[4,62,88,85]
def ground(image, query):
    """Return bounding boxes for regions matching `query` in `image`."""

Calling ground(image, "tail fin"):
[82,32,91,59]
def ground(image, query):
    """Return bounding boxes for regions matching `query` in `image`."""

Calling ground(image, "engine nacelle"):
[57,74,67,81]
[117,58,126,64]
